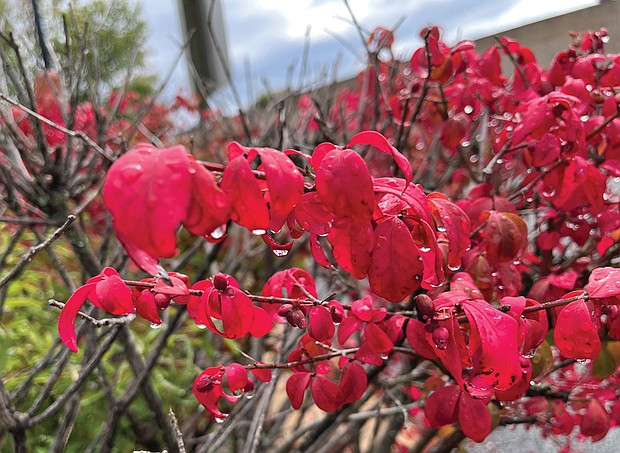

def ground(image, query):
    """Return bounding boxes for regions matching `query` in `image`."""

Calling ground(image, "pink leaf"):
[425,385,460,428]
[257,147,304,232]
[554,300,602,359]
[295,192,334,236]
[586,267,620,299]
[316,149,375,221]
[368,217,423,302]
[364,323,393,353]
[184,160,231,238]
[103,144,192,258]
[328,219,373,279]
[286,372,311,409]
[58,284,94,352]
[224,363,248,394]
[308,306,335,342]
[339,362,367,404]
[221,155,269,232]
[462,299,521,390]
[458,392,492,442]
[311,376,343,412]
[348,131,413,187]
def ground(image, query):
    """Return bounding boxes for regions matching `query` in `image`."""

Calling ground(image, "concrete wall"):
[475,0,620,68]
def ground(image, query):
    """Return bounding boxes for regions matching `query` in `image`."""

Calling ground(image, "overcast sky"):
[139,0,598,108]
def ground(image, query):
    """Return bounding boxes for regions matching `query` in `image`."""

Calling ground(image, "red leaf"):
[249,306,273,337]
[586,267,620,299]
[92,269,134,315]
[406,319,438,360]
[458,392,492,442]
[364,323,393,353]
[103,144,192,258]
[462,299,521,390]
[58,284,94,352]
[425,385,460,428]
[428,193,472,270]
[311,376,343,412]
[328,219,373,279]
[337,316,362,345]
[368,217,423,302]
[154,275,189,297]
[219,287,256,339]
[250,366,272,383]
[257,147,304,232]
[482,211,528,264]
[308,306,335,342]
[116,232,161,276]
[295,192,334,236]
[316,149,374,221]
[184,160,231,238]
[554,300,602,359]
[286,372,311,409]
[224,363,248,394]
[133,289,161,325]
[309,234,334,269]
[221,155,269,232]
[581,399,610,441]
[339,362,367,404]
[348,131,413,187]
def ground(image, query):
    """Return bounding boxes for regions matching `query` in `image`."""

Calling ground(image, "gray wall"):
[475,0,620,68]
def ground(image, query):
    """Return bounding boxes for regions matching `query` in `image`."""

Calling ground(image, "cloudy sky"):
[139,0,598,107]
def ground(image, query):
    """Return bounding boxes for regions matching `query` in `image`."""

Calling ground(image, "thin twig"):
[0,215,76,290]
[48,299,136,327]
[0,93,114,161]
[169,408,187,453]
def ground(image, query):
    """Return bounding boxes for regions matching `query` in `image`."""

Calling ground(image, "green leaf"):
[593,343,617,379]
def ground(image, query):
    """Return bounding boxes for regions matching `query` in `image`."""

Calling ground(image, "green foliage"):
[0,0,154,94]
[0,226,207,451]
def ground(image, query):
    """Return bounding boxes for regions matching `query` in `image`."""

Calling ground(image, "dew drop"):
[196,324,207,330]
[522,349,537,359]
[437,226,447,233]
[273,249,289,257]
[211,226,225,239]
[380,354,389,360]
[214,416,226,424]
[150,322,162,329]
[418,246,431,253]
[464,105,474,114]
[120,164,143,183]
[576,358,591,365]
[252,229,267,236]
[448,264,461,272]
[245,390,255,400]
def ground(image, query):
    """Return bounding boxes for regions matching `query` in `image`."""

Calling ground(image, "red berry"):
[154,293,171,310]
[213,273,228,291]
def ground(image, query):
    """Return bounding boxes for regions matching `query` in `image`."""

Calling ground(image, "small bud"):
[432,326,450,350]
[291,309,308,329]
[330,307,343,324]
[415,294,436,319]
[195,375,214,393]
[278,304,293,317]
[213,273,229,291]
[154,293,171,310]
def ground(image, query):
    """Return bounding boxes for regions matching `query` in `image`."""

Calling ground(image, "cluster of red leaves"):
[54,24,620,445]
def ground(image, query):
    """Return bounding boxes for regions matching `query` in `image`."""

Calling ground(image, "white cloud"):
[136,0,599,104]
